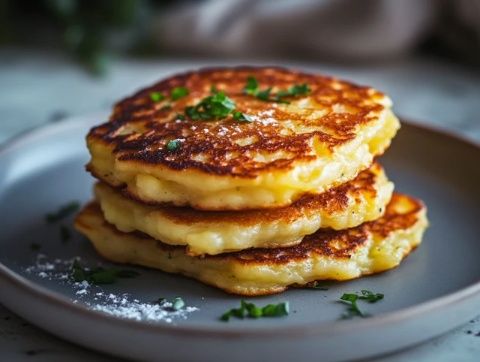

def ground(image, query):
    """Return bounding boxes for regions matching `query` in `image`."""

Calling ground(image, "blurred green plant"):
[0,0,174,75]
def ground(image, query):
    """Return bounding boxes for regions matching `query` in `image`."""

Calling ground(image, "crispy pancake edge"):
[76,193,424,264]
[95,162,388,226]
[87,66,391,178]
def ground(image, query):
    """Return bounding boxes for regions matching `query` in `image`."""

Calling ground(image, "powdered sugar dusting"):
[24,254,198,323]
[91,294,198,323]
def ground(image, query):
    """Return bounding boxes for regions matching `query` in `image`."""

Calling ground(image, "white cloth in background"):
[153,0,436,60]
[153,0,480,61]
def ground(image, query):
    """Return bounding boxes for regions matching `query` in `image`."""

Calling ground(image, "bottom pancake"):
[74,194,428,296]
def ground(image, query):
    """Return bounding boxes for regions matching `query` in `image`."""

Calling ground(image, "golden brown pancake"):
[87,67,399,210]
[75,193,427,296]
[95,163,394,256]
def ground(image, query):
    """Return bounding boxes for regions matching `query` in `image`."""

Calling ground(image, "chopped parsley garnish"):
[220,300,289,321]
[45,201,80,223]
[339,290,384,319]
[171,86,189,100]
[166,139,181,151]
[276,83,311,98]
[154,297,185,311]
[184,89,253,123]
[185,90,236,120]
[243,76,311,103]
[150,92,166,102]
[172,297,185,310]
[244,76,259,95]
[71,260,140,285]
[60,225,71,243]
[233,111,254,122]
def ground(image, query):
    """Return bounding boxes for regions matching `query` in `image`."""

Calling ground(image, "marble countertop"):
[1,49,479,361]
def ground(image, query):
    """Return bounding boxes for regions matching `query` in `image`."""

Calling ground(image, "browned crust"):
[77,193,423,266]
[87,66,386,178]
[96,163,383,225]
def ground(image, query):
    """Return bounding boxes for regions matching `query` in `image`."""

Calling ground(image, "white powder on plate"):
[24,254,198,323]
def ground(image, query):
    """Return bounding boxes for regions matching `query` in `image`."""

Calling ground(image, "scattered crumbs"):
[467,330,473,334]
[24,254,198,323]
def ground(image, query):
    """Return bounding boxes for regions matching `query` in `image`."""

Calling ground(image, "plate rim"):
[1,114,479,338]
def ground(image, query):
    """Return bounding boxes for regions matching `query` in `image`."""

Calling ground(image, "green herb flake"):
[150,92,166,102]
[166,139,181,151]
[256,87,272,102]
[88,269,117,284]
[358,289,384,303]
[60,225,71,243]
[243,77,311,103]
[45,201,80,223]
[172,297,185,311]
[220,300,289,322]
[71,259,88,283]
[277,83,311,98]
[70,260,140,285]
[244,76,259,95]
[185,90,236,120]
[233,111,254,122]
[171,86,189,101]
[339,290,384,319]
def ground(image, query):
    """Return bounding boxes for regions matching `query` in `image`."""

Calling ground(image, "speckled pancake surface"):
[75,193,427,296]
[87,67,400,210]
[95,163,394,256]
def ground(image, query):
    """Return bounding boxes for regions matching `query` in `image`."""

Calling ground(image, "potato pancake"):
[95,163,393,256]
[87,67,399,210]
[75,193,427,296]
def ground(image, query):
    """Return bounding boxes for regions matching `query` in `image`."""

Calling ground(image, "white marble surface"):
[1,49,480,361]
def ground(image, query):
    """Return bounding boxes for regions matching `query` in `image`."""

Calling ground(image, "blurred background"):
[0,0,479,143]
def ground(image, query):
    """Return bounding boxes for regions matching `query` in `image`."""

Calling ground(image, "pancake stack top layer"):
[76,67,427,296]
[87,66,399,210]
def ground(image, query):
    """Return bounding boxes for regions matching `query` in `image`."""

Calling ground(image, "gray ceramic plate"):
[1,113,479,362]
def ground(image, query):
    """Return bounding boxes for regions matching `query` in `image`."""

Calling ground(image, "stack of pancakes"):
[75,67,428,296]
